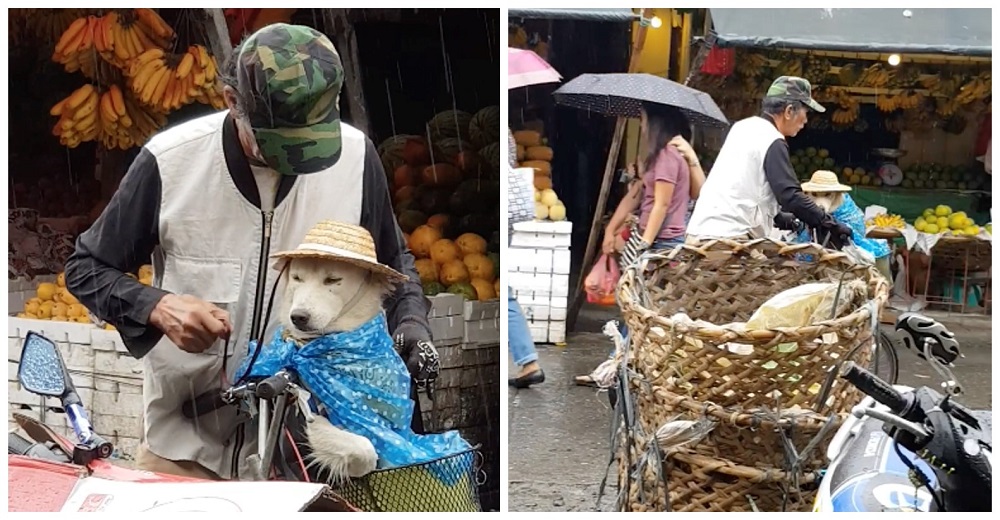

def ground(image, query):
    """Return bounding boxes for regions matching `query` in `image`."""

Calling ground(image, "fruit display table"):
[852,186,990,223]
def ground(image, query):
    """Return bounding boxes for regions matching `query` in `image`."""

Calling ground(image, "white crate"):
[509,247,571,275]
[511,220,573,249]
[428,294,465,344]
[463,300,500,346]
[528,320,567,344]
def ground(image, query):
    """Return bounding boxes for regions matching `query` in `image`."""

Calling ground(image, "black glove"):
[393,322,440,396]
[819,221,853,250]
[773,212,804,233]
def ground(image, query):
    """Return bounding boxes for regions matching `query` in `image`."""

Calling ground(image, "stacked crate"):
[509,220,572,344]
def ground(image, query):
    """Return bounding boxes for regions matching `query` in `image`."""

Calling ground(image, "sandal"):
[574,375,599,388]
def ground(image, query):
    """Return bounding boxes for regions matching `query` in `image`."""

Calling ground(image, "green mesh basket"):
[334,447,483,512]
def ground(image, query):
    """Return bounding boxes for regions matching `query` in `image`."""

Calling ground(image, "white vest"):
[142,111,366,477]
[687,117,784,239]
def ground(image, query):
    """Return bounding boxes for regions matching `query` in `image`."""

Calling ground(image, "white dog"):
[277,256,391,483]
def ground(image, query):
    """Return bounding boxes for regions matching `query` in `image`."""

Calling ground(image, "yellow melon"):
[105,324,116,331]
[139,264,154,279]
[549,203,567,222]
[68,303,86,318]
[526,146,554,161]
[52,302,69,318]
[463,254,496,283]
[409,225,443,259]
[522,160,551,176]
[455,233,487,256]
[56,272,66,287]
[470,279,496,301]
[494,279,500,296]
[37,282,58,301]
[58,287,80,305]
[74,316,92,324]
[533,173,552,191]
[516,144,526,161]
[430,239,462,265]
[37,302,54,319]
[24,300,40,316]
[415,259,439,284]
[440,260,470,286]
[513,130,542,147]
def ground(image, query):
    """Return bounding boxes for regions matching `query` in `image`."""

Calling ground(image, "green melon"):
[423,281,446,296]
[469,106,500,149]
[428,110,473,142]
[447,282,478,301]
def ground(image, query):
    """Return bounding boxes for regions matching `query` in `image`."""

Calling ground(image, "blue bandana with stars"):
[239,313,470,481]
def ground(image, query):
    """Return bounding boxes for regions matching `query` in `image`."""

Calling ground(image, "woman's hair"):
[641,102,692,173]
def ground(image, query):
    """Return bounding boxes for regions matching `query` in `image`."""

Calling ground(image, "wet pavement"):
[507,305,993,512]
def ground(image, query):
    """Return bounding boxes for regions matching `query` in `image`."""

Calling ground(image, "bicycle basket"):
[334,446,482,512]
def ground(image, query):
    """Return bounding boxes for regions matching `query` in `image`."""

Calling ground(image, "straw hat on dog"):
[801,170,852,193]
[272,220,408,283]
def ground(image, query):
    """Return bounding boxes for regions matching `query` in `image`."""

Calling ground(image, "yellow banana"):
[150,65,172,105]
[100,92,118,123]
[176,53,195,79]
[66,84,95,109]
[109,85,126,116]
[73,91,99,121]
[142,65,167,104]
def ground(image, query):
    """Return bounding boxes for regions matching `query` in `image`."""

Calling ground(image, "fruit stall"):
[685,8,992,315]
[9,9,502,508]
[508,10,636,341]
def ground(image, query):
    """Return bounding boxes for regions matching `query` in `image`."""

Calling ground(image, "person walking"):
[508,129,545,388]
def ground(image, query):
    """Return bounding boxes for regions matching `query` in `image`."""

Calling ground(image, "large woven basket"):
[614,239,889,512]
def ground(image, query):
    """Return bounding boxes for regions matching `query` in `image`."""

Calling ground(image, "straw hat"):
[272,220,407,283]
[801,170,852,193]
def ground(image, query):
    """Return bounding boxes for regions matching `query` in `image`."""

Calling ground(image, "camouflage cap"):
[765,76,825,113]
[236,23,344,175]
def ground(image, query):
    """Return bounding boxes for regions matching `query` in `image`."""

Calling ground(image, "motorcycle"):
[9,331,357,512]
[814,312,992,512]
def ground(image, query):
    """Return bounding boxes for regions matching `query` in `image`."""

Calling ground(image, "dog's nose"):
[290,311,311,329]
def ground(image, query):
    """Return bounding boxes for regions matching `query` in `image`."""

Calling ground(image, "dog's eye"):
[291,274,303,282]
[323,277,342,285]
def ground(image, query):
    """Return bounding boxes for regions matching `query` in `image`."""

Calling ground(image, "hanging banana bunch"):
[954,73,991,105]
[127,45,225,112]
[857,63,892,88]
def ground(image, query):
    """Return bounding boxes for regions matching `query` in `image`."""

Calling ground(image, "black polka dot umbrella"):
[552,73,729,128]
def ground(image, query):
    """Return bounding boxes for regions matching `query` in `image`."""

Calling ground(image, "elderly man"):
[687,76,852,248]
[65,23,437,480]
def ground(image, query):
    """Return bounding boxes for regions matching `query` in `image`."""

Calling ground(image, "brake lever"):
[922,341,963,397]
[854,405,930,442]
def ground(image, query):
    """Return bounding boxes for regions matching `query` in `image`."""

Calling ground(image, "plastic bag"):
[585,254,620,306]
[745,280,868,330]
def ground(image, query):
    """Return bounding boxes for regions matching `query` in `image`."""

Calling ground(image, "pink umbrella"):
[508,48,562,90]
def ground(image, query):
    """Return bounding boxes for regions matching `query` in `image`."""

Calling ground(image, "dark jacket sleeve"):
[763,140,830,229]
[359,138,433,342]
[64,148,170,358]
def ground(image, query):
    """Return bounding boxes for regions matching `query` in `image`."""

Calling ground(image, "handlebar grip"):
[181,391,229,419]
[841,362,910,414]
[256,371,293,400]
[90,433,114,459]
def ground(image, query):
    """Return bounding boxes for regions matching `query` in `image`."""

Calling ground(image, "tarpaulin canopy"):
[508,8,637,22]
[710,8,992,57]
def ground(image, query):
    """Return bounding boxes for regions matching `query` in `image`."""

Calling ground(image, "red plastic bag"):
[585,254,621,306]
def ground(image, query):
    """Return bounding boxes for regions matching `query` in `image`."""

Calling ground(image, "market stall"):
[687,7,992,315]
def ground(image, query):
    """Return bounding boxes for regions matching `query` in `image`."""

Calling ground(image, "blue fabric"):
[237,313,470,483]
[508,287,538,366]
[796,194,891,259]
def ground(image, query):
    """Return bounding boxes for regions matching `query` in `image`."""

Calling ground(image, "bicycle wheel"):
[870,329,900,385]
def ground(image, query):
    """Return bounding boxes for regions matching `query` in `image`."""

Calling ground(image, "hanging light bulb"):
[650,16,663,29]
[888,54,902,66]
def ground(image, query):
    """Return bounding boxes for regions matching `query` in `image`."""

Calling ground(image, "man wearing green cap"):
[687,76,852,247]
[65,24,437,480]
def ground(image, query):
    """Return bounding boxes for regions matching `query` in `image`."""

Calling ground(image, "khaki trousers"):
[136,443,222,481]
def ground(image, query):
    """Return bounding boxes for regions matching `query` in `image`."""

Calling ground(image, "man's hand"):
[669,136,699,167]
[149,294,232,354]
[393,323,440,391]
[818,220,854,250]
[774,212,804,233]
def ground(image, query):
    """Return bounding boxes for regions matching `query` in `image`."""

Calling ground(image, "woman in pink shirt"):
[602,103,706,261]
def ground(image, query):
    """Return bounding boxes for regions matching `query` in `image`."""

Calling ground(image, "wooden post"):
[202,8,234,64]
[323,9,371,136]
[567,9,654,331]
